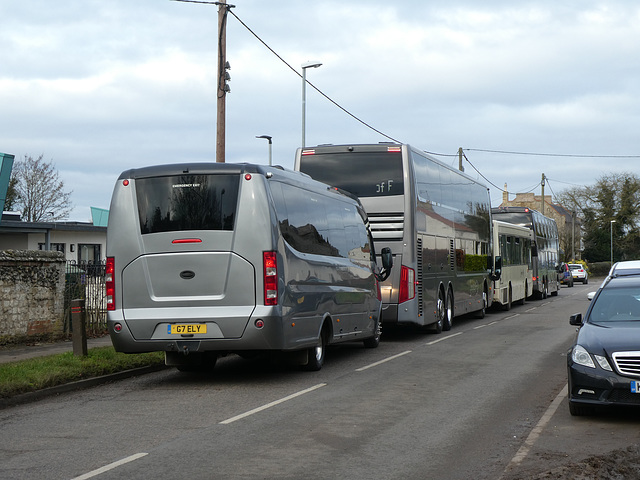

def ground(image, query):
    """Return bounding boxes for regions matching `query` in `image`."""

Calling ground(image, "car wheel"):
[443,288,454,331]
[584,278,588,284]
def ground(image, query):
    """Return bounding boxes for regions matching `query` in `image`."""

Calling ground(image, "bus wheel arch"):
[503,283,512,311]
[517,281,527,305]
[363,307,382,349]
[431,286,446,334]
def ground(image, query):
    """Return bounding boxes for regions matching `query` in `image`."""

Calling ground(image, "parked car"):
[609,260,640,276]
[569,263,589,284]
[559,263,573,287]
[567,261,640,415]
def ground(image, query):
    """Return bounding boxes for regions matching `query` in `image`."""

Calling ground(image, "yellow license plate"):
[167,324,207,335]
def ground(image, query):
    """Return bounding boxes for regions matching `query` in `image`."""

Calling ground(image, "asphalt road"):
[2,281,639,480]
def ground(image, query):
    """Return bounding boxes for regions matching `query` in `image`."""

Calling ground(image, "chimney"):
[503,183,509,204]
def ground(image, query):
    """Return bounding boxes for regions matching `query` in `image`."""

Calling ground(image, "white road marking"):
[503,384,568,472]
[425,332,463,345]
[219,383,327,424]
[71,453,148,480]
[355,350,412,371]
[474,320,500,330]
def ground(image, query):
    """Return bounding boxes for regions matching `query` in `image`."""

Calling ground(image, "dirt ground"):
[504,444,640,480]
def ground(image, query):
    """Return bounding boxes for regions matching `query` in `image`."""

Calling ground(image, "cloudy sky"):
[1,0,639,221]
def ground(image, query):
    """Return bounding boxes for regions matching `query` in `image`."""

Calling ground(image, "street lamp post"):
[611,219,616,266]
[256,135,272,166]
[301,61,322,148]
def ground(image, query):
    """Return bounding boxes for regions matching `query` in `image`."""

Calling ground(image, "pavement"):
[0,335,114,364]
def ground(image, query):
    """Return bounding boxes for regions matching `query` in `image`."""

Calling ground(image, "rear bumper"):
[107,307,297,354]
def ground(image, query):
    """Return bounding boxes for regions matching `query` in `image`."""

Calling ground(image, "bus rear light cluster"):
[398,265,415,304]
[106,257,115,311]
[263,251,278,306]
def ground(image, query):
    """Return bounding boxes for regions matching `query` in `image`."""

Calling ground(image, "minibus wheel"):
[304,326,328,371]
[363,315,382,348]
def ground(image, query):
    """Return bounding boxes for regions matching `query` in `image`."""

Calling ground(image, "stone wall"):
[0,250,66,341]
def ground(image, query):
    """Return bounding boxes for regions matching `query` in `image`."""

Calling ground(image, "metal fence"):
[64,260,107,336]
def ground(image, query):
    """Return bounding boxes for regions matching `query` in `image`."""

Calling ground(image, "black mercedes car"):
[567,262,640,416]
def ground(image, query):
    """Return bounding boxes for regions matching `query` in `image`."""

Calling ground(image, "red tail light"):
[106,257,115,311]
[398,265,415,304]
[263,251,278,306]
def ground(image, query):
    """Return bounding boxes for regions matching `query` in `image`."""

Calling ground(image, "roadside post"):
[71,299,88,356]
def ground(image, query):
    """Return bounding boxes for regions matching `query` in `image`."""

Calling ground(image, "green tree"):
[557,173,640,263]
[3,177,18,211]
[11,154,73,222]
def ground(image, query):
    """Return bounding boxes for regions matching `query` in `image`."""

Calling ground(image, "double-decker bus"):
[492,219,533,309]
[295,143,497,333]
[491,206,560,299]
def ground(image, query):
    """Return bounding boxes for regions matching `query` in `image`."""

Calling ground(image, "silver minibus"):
[106,163,391,371]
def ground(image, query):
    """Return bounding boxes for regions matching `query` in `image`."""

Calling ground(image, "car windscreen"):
[298,151,404,197]
[589,287,640,323]
[135,174,239,234]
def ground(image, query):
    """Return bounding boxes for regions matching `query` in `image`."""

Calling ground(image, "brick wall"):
[0,250,65,341]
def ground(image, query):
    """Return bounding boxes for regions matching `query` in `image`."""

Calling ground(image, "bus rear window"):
[135,174,239,234]
[299,152,404,197]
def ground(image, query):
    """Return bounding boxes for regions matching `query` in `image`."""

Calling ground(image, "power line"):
[174,1,639,192]
[464,148,640,159]
[228,10,403,144]
[461,151,504,192]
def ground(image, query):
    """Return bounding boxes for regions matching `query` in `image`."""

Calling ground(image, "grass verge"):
[0,347,165,398]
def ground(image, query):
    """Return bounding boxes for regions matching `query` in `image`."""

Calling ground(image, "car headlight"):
[572,345,596,368]
[594,354,613,371]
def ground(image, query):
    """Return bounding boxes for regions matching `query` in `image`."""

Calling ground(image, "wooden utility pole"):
[216,0,229,163]
[541,173,545,215]
[458,147,464,172]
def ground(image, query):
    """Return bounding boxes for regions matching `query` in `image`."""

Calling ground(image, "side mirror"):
[569,313,583,326]
[491,256,502,281]
[531,244,538,257]
[376,247,393,282]
[381,247,393,271]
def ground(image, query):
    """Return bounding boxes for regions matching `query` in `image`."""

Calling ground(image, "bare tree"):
[12,154,73,222]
